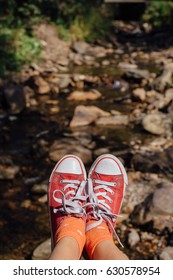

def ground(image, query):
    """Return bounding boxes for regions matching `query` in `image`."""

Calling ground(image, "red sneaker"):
[48,155,87,250]
[86,154,128,245]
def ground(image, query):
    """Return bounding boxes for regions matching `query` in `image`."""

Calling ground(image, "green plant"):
[143,1,173,27]
[0,27,42,75]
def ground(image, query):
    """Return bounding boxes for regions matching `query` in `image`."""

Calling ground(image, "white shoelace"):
[53,179,86,217]
[86,178,123,247]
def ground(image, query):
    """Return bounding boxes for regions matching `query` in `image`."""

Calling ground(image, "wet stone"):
[0,164,20,180]
[95,115,129,126]
[127,229,140,248]
[124,68,150,81]
[32,239,51,260]
[34,76,50,94]
[3,84,26,113]
[159,247,173,260]
[72,41,90,55]
[142,112,172,136]
[70,105,110,127]
[130,180,173,231]
[154,63,173,92]
[132,88,146,101]
[152,181,173,216]
[67,89,101,101]
[49,138,92,164]
[31,182,48,194]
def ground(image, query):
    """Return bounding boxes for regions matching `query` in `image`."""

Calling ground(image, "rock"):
[152,181,173,215]
[49,138,92,164]
[142,112,172,136]
[95,115,129,126]
[118,62,137,69]
[57,57,69,66]
[127,229,140,248]
[58,75,71,89]
[132,147,173,175]
[94,148,110,157]
[21,199,32,209]
[124,69,150,81]
[72,41,89,55]
[101,60,110,66]
[141,231,154,241]
[38,194,47,203]
[159,247,173,260]
[142,22,152,33]
[154,63,173,92]
[67,89,101,101]
[70,105,110,127]
[122,172,158,214]
[3,84,26,113]
[132,88,146,101]
[32,182,47,194]
[24,177,41,186]
[34,76,50,94]
[0,164,20,180]
[32,239,51,260]
[157,88,173,109]
[130,180,173,231]
[64,130,95,148]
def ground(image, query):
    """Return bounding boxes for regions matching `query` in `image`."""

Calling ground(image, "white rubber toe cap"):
[95,158,122,175]
[56,157,83,174]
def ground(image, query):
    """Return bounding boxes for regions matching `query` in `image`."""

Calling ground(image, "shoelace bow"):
[85,178,123,247]
[53,179,86,217]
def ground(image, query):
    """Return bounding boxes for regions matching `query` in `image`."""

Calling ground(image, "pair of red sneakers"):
[48,154,128,249]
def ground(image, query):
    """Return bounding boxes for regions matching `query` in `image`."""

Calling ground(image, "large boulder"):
[70,105,110,127]
[132,147,173,175]
[130,180,173,232]
[3,84,26,113]
[154,63,173,92]
[142,112,172,136]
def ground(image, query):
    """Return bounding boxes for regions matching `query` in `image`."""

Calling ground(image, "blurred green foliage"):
[0,0,114,75]
[143,0,173,27]
[0,0,173,75]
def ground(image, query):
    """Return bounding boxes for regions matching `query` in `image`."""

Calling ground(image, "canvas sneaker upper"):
[86,154,128,246]
[48,155,87,248]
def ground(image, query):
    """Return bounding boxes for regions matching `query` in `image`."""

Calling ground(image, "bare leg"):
[92,240,129,260]
[49,237,80,260]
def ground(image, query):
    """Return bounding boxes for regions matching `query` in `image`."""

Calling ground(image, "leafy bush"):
[0,27,42,75]
[143,1,173,27]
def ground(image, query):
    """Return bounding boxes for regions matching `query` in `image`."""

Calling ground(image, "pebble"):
[32,239,51,260]
[159,246,173,260]
[0,165,20,180]
[67,89,101,101]
[127,229,140,248]
[32,182,48,194]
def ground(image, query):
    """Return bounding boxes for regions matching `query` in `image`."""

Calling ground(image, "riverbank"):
[0,21,173,260]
